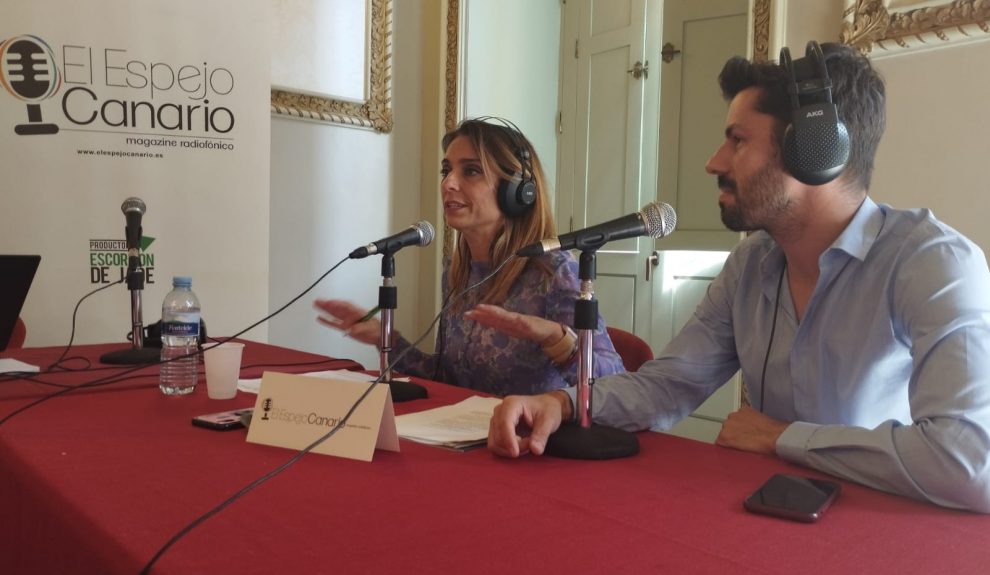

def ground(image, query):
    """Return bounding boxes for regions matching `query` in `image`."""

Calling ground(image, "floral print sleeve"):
[391,251,625,396]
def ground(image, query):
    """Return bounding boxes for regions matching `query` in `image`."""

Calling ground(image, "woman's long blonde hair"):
[441,118,557,307]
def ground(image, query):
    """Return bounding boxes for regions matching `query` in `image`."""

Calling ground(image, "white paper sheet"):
[0,358,40,374]
[237,369,407,394]
[395,396,501,449]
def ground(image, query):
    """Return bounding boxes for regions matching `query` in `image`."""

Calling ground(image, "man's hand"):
[715,406,790,455]
[488,391,572,457]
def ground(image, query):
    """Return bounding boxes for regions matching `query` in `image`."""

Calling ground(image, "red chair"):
[606,326,653,372]
[9,317,27,349]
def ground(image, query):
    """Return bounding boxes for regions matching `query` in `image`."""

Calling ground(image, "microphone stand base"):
[544,422,639,460]
[100,347,161,365]
[386,380,428,402]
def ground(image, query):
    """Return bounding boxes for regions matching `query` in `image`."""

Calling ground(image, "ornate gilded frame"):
[841,0,990,56]
[271,0,394,132]
[751,0,774,63]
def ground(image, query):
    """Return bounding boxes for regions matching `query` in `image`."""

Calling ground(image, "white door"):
[558,0,660,339]
[656,0,748,252]
[653,0,748,442]
[559,0,748,442]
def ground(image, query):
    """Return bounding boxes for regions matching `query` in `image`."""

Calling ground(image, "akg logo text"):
[1,34,236,136]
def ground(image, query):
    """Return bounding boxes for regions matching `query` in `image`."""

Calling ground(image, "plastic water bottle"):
[159,276,201,395]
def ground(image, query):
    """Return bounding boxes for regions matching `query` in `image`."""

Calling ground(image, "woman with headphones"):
[315,117,624,396]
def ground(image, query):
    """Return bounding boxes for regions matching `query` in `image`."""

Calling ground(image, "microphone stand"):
[100,260,160,364]
[544,250,639,459]
[378,253,427,402]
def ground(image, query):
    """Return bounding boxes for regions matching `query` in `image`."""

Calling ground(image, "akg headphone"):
[472,116,537,217]
[779,41,850,186]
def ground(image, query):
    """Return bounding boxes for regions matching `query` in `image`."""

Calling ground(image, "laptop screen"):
[0,255,41,351]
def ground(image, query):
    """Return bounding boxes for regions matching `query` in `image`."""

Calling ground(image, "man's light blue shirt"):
[574,197,990,511]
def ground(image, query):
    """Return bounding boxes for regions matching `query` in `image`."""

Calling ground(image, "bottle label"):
[162,319,200,337]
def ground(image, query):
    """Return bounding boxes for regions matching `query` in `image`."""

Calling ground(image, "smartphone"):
[191,408,253,431]
[743,473,841,523]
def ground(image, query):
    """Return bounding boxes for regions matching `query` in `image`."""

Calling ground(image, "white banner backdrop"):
[0,0,270,346]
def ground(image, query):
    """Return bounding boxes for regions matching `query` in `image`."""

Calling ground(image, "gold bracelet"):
[550,338,578,365]
[542,324,577,365]
[541,323,571,357]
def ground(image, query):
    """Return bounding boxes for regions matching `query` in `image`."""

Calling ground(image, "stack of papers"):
[395,396,502,451]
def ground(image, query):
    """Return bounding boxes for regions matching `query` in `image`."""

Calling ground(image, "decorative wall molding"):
[271,0,394,132]
[753,0,773,62]
[442,0,460,258]
[444,0,460,134]
[841,0,990,56]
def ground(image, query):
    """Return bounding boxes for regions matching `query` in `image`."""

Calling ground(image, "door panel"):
[596,274,637,332]
[653,250,740,442]
[658,0,748,251]
[562,0,659,338]
[559,0,747,443]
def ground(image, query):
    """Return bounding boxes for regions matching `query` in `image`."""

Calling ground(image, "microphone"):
[100,197,159,365]
[349,221,436,259]
[121,197,146,271]
[517,201,676,257]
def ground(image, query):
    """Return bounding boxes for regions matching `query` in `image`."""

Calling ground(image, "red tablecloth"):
[2,342,988,574]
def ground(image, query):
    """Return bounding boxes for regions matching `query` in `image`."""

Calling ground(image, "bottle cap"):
[172,276,192,287]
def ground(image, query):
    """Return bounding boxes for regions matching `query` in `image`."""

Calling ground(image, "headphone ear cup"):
[497,172,537,217]
[783,102,850,186]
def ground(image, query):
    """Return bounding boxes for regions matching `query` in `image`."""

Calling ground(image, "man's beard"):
[718,162,789,232]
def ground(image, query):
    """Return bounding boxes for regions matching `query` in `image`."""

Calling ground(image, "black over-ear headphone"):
[473,116,537,217]
[779,41,850,186]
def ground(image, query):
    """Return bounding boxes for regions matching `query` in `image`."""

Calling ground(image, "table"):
[2,343,988,574]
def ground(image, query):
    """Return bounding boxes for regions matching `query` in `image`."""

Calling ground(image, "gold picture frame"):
[271,0,394,132]
[841,0,990,56]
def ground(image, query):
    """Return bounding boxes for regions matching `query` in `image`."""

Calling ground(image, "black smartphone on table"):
[743,473,841,523]
[191,408,253,431]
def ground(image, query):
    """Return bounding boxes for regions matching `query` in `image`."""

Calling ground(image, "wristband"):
[542,324,577,365]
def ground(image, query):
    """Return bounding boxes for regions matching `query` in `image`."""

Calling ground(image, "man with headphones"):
[489,42,990,512]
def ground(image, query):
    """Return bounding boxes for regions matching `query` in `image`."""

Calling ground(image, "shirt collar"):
[828,196,884,262]
[759,196,884,297]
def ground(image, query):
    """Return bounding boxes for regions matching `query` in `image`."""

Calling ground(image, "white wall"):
[268,0,427,368]
[782,1,990,255]
[869,42,990,251]
[462,0,561,194]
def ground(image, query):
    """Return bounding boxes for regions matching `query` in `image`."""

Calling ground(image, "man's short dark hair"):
[718,42,886,191]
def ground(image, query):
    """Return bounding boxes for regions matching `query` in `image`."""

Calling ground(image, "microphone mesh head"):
[640,202,676,238]
[415,220,436,246]
[121,197,146,215]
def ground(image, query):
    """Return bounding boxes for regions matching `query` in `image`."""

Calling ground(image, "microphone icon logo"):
[0,34,61,136]
[262,398,273,421]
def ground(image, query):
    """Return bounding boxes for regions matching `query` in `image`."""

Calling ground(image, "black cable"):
[139,254,517,574]
[0,256,352,428]
[759,264,787,412]
[0,278,126,384]
[47,277,126,370]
